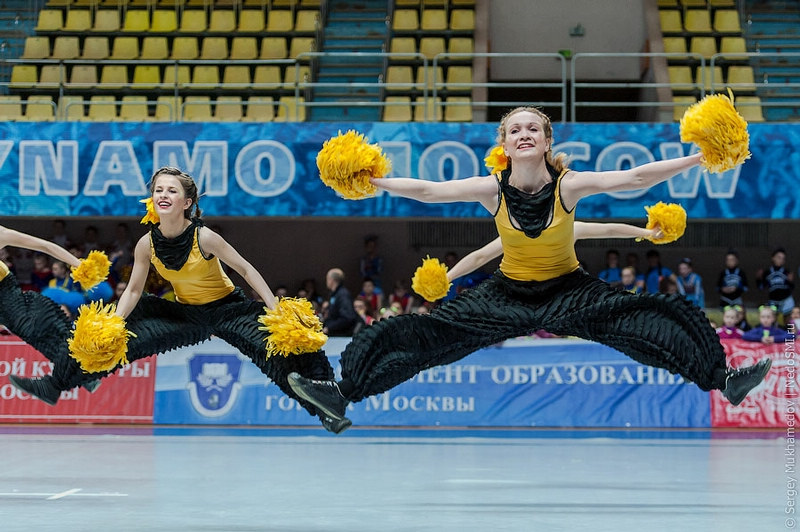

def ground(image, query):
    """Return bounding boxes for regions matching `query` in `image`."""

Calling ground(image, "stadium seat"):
[695,65,723,92]
[10,65,38,88]
[100,65,129,89]
[659,10,682,34]
[275,96,305,122]
[183,96,213,121]
[735,96,764,122]
[230,37,258,60]
[35,10,63,31]
[421,9,447,31]
[0,96,23,121]
[679,0,707,6]
[667,65,694,93]
[295,10,319,32]
[191,65,220,89]
[444,97,472,121]
[449,9,475,31]
[663,37,688,55]
[253,66,282,88]
[215,96,243,121]
[445,66,472,90]
[51,37,81,60]
[672,95,696,121]
[179,9,207,32]
[383,96,412,122]
[123,10,150,32]
[713,9,741,33]
[87,96,117,121]
[727,65,756,91]
[119,96,151,121]
[267,10,294,32]
[133,65,161,88]
[110,37,140,59]
[200,37,229,60]
[171,37,199,60]
[385,66,414,91]
[283,65,310,89]
[392,10,419,31]
[260,37,288,59]
[223,66,251,88]
[413,96,442,121]
[208,9,236,32]
[683,9,712,33]
[64,9,92,31]
[21,38,50,62]
[155,96,182,121]
[720,36,747,59]
[419,37,446,60]
[24,96,56,121]
[82,37,110,60]
[70,65,98,88]
[238,10,265,32]
[140,37,169,60]
[39,65,62,88]
[708,0,735,6]
[242,96,275,122]
[59,96,85,121]
[389,37,417,59]
[289,37,315,59]
[163,65,191,88]
[151,9,178,32]
[93,9,121,32]
[416,65,443,90]
[449,37,474,55]
[689,36,717,59]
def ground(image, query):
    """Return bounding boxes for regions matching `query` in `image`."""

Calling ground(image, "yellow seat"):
[200,37,228,60]
[215,96,243,121]
[223,66,251,88]
[389,37,417,59]
[238,10,265,32]
[672,95,696,121]
[383,96,412,122]
[684,9,712,33]
[119,96,150,121]
[667,65,694,92]
[35,10,63,31]
[171,37,199,60]
[451,0,475,4]
[230,37,258,60]
[64,9,92,31]
[679,0,707,6]
[449,37,474,55]
[416,65,443,90]
[413,96,442,121]
[289,37,315,59]
[179,9,207,32]
[100,65,129,88]
[444,96,472,122]
[10,65,38,88]
[93,9,120,32]
[689,36,716,59]
[59,96,85,121]
[713,9,741,33]
[709,0,735,6]
[183,96,213,121]
[22,37,51,59]
[695,65,723,92]
[70,65,98,88]
[39,65,63,89]
[449,9,475,31]
[141,37,169,59]
[110,36,140,59]
[396,0,420,5]
[242,96,275,122]
[735,96,764,122]
[24,96,56,122]
[267,10,294,32]
[151,9,177,32]
[162,65,191,88]
[727,65,756,91]
[155,96,182,121]
[421,9,446,30]
[385,66,414,91]
[0,96,23,121]
[295,10,319,32]
[419,37,446,60]
[272,0,297,6]
[260,37,288,59]
[123,9,150,32]
[275,96,305,122]
[253,66,282,88]
[82,36,110,59]
[720,36,747,58]
[445,65,472,90]
[191,65,220,88]
[659,10,682,33]
[300,0,321,5]
[283,65,310,89]
[52,37,81,60]
[392,9,419,31]
[133,65,161,88]
[663,36,688,55]
[208,9,235,32]
[88,96,117,121]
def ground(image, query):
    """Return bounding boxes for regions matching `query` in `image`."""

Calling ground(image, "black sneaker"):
[82,379,101,393]
[320,414,352,435]
[723,358,772,406]
[9,375,60,406]
[287,372,349,420]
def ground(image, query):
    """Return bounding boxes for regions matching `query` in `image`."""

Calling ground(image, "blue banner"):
[154,337,710,428]
[2,121,798,219]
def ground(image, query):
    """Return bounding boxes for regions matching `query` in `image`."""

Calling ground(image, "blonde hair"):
[496,107,568,174]
[149,167,203,219]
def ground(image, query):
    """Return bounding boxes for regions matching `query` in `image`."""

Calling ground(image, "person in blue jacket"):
[742,304,789,344]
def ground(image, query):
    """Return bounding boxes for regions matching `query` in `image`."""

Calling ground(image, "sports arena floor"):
[0,426,786,531]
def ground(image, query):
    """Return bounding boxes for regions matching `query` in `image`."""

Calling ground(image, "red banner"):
[711,338,798,428]
[0,336,155,423]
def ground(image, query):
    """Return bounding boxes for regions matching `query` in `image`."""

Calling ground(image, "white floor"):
[0,427,788,532]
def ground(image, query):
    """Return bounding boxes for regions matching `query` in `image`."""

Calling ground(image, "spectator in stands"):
[676,257,704,308]
[274,285,289,299]
[742,304,789,344]
[299,278,323,307]
[659,275,679,295]
[359,277,383,315]
[359,235,384,290]
[388,280,414,314]
[352,296,375,335]
[716,306,744,339]
[717,250,748,309]
[620,266,642,294]
[598,249,622,288]
[41,260,85,317]
[323,268,358,337]
[30,253,53,292]
[734,305,752,332]
[625,252,646,291]
[645,249,676,294]
[756,247,795,321]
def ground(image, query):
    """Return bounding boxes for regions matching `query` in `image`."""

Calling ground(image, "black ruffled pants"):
[340,269,728,402]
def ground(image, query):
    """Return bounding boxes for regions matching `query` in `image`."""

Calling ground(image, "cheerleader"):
[289,106,770,427]
[10,167,346,433]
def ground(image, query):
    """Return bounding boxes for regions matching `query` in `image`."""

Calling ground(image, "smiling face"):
[152,173,192,219]
[497,108,552,166]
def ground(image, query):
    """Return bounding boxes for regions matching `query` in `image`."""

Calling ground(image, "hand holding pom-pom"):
[68,302,134,373]
[680,90,750,173]
[643,202,687,244]
[258,298,328,358]
[70,250,111,290]
[316,130,392,199]
[411,256,451,302]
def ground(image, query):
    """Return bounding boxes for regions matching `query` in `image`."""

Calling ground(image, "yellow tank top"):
[150,228,235,305]
[0,260,8,281]
[494,171,580,281]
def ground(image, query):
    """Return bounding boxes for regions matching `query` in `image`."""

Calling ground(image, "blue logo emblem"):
[187,354,243,417]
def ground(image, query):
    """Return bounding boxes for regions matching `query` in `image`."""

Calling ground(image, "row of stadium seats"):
[389,35,473,61]
[43,0,321,7]
[659,8,741,35]
[657,0,735,7]
[672,94,764,121]
[663,35,747,61]
[668,64,756,93]
[382,95,472,122]
[391,8,474,32]
[385,65,472,92]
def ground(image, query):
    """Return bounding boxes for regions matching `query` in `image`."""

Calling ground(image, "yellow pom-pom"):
[140,197,160,225]
[484,146,508,175]
[316,130,392,199]
[680,90,750,173]
[68,302,134,373]
[70,250,111,290]
[644,202,687,244]
[411,256,451,302]
[258,298,328,358]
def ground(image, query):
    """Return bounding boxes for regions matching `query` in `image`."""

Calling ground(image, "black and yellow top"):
[150,223,235,305]
[494,169,580,282]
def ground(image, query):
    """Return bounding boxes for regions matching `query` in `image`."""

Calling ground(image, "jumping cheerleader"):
[10,167,347,433]
[290,105,770,427]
